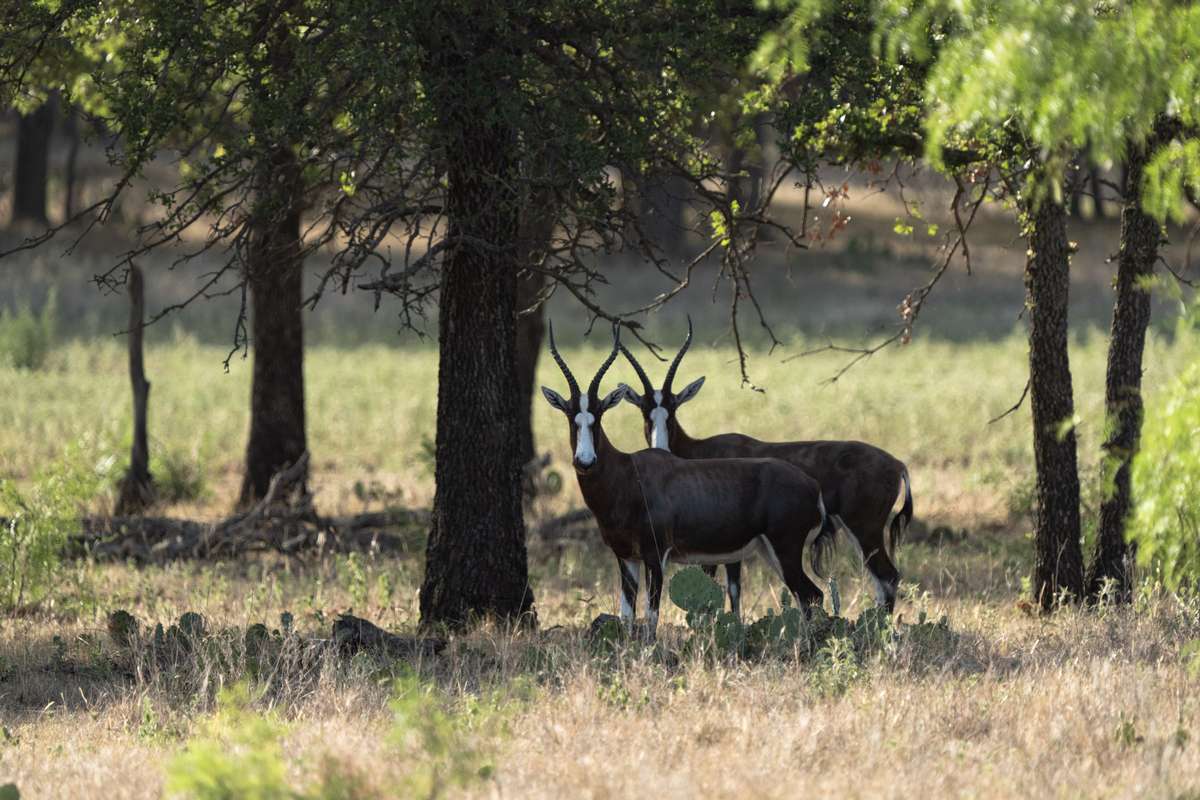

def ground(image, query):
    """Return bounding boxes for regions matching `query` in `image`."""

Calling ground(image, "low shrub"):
[0,446,103,611]
[165,673,503,800]
[0,289,56,370]
[1128,361,1200,590]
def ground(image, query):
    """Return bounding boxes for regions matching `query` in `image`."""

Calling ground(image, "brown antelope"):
[540,322,836,638]
[618,320,914,613]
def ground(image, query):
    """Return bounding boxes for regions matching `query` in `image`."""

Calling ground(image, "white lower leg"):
[619,559,639,626]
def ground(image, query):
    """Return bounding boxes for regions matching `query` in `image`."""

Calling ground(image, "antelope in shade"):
[540,322,837,638]
[618,320,914,613]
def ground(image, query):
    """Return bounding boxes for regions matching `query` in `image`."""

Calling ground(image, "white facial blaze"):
[573,394,597,466]
[649,390,669,450]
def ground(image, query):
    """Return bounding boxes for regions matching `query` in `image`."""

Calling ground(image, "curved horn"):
[547,320,580,398]
[618,341,655,399]
[587,321,622,399]
[663,315,693,394]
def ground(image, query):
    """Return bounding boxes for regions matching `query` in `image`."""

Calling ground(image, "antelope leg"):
[644,556,665,642]
[725,561,742,620]
[618,557,640,629]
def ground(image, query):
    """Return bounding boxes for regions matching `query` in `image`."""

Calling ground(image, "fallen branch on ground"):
[530,508,596,540]
[68,506,430,563]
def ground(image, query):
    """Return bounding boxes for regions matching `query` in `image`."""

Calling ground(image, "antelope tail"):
[886,467,913,560]
[808,494,840,583]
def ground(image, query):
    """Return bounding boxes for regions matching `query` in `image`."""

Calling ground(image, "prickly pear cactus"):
[178,611,206,639]
[107,609,140,650]
[668,567,725,627]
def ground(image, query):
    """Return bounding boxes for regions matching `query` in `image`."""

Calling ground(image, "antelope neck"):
[662,416,698,456]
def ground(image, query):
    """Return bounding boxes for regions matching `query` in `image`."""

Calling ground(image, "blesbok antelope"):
[618,320,914,613]
[540,322,837,638]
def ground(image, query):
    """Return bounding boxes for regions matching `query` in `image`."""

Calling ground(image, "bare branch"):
[988,379,1031,424]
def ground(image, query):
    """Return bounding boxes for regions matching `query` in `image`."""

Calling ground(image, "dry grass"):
[4,542,1200,799]
[4,172,1200,798]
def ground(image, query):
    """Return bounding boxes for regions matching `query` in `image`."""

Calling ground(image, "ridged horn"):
[618,340,655,399]
[547,320,580,398]
[587,321,622,399]
[663,315,693,395]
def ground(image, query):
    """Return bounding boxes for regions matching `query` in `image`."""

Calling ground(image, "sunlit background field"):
[3,176,1200,798]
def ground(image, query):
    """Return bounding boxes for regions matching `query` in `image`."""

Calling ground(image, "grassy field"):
[3,330,1200,798]
[3,179,1200,797]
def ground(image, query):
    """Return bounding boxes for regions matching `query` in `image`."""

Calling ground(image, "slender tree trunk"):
[1086,126,1168,601]
[1090,164,1105,221]
[419,28,534,628]
[1023,192,1084,611]
[62,107,80,222]
[1069,157,1086,219]
[726,140,748,209]
[640,173,687,256]
[13,98,56,226]
[750,116,774,241]
[115,265,155,515]
[237,147,307,508]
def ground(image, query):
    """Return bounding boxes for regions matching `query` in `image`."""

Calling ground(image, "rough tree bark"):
[114,264,155,515]
[236,147,308,508]
[1023,192,1085,611]
[1086,124,1170,601]
[12,97,56,226]
[418,21,535,628]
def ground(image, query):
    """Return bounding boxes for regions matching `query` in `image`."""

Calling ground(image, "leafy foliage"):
[875,0,1200,213]
[164,685,294,800]
[166,674,502,800]
[1128,360,1200,590]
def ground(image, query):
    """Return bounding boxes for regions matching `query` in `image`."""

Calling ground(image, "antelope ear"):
[599,386,625,412]
[541,386,569,413]
[617,382,643,406]
[674,376,706,406]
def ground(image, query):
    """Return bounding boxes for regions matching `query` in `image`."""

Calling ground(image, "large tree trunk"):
[1023,193,1085,611]
[12,98,56,226]
[1086,126,1168,601]
[419,33,534,628]
[236,147,307,508]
